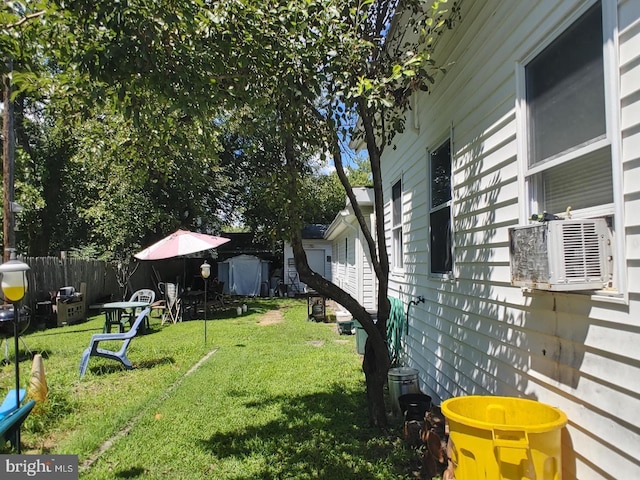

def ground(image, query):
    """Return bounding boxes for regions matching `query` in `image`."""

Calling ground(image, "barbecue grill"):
[0,305,29,339]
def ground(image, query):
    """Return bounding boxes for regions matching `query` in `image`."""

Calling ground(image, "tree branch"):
[4,10,45,29]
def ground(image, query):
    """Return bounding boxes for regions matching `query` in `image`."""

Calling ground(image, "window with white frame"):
[429,139,453,275]
[520,0,623,294]
[391,179,403,270]
[345,237,348,264]
[524,1,612,217]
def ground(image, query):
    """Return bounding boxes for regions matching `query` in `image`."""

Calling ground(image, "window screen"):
[526,3,605,166]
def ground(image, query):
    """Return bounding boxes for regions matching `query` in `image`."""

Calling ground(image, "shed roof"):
[301,224,329,239]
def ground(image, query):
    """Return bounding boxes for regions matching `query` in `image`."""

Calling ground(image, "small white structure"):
[283,225,332,295]
[218,254,270,296]
[325,187,377,312]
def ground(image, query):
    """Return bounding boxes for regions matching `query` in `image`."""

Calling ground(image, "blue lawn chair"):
[0,389,26,420]
[79,307,150,378]
[0,399,35,451]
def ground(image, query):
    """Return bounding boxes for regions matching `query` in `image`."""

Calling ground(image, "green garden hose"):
[387,296,406,367]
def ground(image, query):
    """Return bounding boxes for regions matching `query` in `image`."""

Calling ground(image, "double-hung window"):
[429,139,453,275]
[519,0,623,294]
[524,2,612,216]
[391,179,403,270]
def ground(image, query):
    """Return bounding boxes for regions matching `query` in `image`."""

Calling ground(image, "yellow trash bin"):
[441,396,567,480]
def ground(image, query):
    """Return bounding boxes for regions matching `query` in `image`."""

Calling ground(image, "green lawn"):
[0,298,416,479]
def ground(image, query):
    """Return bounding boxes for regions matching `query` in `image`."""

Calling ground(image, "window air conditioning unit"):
[509,218,609,291]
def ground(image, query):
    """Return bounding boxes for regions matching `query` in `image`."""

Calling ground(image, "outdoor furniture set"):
[79,287,158,378]
[102,288,155,333]
[79,282,188,377]
[78,230,232,378]
[79,307,151,378]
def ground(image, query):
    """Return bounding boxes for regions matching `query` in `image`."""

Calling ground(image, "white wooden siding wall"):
[330,229,358,301]
[382,0,640,478]
[330,238,345,289]
[619,0,640,474]
[329,216,378,310]
[621,0,640,264]
[358,214,378,311]
[360,236,376,311]
[345,229,358,301]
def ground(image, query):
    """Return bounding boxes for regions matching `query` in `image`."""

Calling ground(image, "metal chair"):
[212,280,225,308]
[158,282,181,325]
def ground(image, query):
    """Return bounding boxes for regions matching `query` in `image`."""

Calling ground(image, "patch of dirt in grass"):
[257,309,283,326]
[23,430,69,455]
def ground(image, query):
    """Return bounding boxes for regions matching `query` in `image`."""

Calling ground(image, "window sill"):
[520,287,628,305]
[429,272,455,282]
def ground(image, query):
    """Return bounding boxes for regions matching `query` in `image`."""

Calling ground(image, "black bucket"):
[398,393,432,421]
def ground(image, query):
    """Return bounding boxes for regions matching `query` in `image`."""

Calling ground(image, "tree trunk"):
[362,328,390,427]
[290,235,391,427]
[282,132,390,428]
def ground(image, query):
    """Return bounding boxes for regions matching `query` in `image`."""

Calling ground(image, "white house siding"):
[358,212,378,312]
[331,236,347,290]
[330,229,358,302]
[381,1,640,478]
[328,214,377,312]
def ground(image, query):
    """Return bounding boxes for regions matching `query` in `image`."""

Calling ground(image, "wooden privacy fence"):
[16,256,120,312]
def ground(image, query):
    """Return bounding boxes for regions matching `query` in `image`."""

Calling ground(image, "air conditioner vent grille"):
[561,222,603,279]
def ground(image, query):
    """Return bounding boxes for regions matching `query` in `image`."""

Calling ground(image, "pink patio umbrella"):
[134,229,231,261]
[134,230,230,340]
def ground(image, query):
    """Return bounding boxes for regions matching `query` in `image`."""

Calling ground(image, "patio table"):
[102,301,150,334]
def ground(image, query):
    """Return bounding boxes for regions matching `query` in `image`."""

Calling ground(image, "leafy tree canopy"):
[2,0,459,427]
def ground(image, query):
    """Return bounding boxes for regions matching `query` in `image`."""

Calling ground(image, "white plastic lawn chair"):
[119,289,155,331]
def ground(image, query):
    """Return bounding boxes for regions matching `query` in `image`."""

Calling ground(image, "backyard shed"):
[218,254,270,297]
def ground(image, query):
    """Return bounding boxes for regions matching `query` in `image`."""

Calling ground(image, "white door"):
[306,249,326,277]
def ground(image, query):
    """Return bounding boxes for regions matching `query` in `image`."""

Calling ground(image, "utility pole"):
[3,59,15,263]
